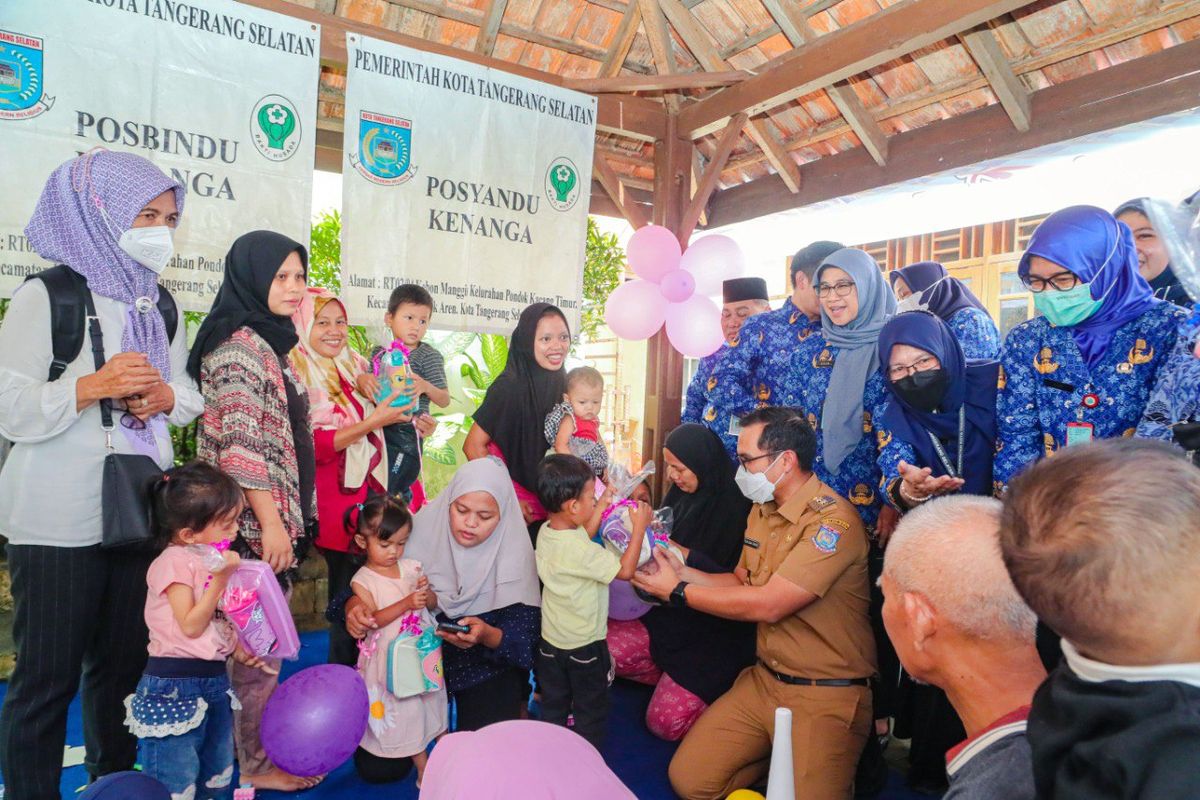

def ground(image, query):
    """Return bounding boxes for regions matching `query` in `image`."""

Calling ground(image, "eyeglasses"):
[888,355,939,380]
[1021,271,1081,293]
[816,281,856,298]
[737,451,779,468]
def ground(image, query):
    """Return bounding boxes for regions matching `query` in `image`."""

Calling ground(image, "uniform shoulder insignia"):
[812,525,841,554]
[821,516,851,531]
[808,495,837,513]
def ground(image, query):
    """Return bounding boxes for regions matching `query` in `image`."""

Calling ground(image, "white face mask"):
[894,276,948,315]
[118,225,174,274]
[734,453,787,504]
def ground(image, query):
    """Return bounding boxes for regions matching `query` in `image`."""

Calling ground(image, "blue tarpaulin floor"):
[0,629,937,799]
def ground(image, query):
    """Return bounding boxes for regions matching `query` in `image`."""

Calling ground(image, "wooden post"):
[642,114,692,499]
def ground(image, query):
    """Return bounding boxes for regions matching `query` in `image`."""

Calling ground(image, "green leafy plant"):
[581,217,625,341]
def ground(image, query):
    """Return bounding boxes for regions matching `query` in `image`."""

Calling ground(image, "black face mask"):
[893,368,950,413]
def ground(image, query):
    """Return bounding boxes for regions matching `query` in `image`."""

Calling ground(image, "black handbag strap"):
[80,290,116,448]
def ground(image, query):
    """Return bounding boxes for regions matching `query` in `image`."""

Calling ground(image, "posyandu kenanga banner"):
[341,33,594,335]
[0,0,318,310]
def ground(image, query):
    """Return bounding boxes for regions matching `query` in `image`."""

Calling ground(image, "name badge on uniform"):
[728,417,742,436]
[1066,422,1094,446]
[743,537,760,549]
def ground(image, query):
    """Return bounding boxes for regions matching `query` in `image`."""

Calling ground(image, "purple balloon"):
[609,578,652,621]
[659,269,696,303]
[262,664,368,777]
[626,224,681,283]
[665,294,725,358]
[604,279,666,340]
[80,772,169,800]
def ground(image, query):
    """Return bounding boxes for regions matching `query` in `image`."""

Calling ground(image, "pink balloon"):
[665,294,725,358]
[659,269,696,303]
[604,279,666,340]
[627,224,682,283]
[681,234,748,296]
[608,579,651,621]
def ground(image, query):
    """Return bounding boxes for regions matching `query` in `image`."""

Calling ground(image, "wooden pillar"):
[642,114,692,498]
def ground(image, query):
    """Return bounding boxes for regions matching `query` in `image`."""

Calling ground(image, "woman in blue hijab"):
[994,205,1186,491]
[874,310,1001,793]
[794,247,895,530]
[889,261,1000,359]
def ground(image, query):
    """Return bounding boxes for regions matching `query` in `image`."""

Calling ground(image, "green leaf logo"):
[250,95,302,162]
[545,157,582,211]
[550,164,576,202]
[258,103,296,150]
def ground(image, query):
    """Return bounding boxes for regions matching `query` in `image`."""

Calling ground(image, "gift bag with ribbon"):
[386,612,444,698]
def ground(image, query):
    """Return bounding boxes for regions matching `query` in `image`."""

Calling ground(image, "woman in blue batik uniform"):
[795,248,895,530]
[994,205,1186,492]
[1138,307,1200,455]
[889,261,1001,359]
[873,310,1000,792]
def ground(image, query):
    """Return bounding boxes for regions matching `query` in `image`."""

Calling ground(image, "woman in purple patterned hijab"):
[0,150,205,798]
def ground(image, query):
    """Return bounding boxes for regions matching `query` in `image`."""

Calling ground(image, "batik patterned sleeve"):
[873,398,918,511]
[682,359,710,424]
[993,328,1042,493]
[1137,315,1200,443]
[706,316,766,419]
[948,307,1002,360]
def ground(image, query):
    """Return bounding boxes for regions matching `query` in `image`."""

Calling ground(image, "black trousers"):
[0,544,153,800]
[353,746,413,784]
[382,422,421,500]
[321,548,361,667]
[536,639,611,750]
[453,667,529,732]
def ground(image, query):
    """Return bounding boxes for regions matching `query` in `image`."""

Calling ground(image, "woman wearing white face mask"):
[0,150,203,797]
[889,261,1000,359]
[994,205,1186,493]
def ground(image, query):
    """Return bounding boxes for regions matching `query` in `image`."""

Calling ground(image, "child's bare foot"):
[246,768,325,792]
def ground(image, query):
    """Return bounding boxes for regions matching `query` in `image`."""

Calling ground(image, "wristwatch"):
[669,581,689,609]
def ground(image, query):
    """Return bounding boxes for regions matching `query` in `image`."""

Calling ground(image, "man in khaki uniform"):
[634,407,876,800]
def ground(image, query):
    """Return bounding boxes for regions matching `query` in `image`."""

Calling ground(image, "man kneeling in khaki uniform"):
[634,407,876,800]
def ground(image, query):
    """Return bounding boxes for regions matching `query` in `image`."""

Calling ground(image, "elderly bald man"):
[879,496,1044,800]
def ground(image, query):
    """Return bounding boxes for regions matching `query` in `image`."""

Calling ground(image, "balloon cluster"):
[604,225,747,358]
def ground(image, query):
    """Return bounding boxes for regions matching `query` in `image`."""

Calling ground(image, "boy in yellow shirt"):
[534,454,650,749]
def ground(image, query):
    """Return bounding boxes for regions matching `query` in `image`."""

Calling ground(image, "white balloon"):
[682,234,748,297]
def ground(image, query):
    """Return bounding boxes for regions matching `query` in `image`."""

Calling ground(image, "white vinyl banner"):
[0,0,319,310]
[341,34,594,334]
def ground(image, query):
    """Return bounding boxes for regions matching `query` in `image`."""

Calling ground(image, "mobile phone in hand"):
[437,621,471,634]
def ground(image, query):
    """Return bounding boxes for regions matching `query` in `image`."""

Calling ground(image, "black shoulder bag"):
[81,290,168,549]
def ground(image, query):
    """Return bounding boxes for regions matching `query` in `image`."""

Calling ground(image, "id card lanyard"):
[926,406,965,479]
[1066,387,1101,446]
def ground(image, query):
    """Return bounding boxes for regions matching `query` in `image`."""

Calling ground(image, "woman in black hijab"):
[607,424,756,741]
[464,303,571,538]
[192,230,321,793]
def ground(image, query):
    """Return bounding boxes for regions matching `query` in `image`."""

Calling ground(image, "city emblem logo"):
[351,111,415,186]
[545,157,580,211]
[0,29,54,120]
[250,94,302,161]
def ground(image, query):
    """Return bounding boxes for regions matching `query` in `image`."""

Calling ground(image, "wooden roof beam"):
[593,145,651,229]
[758,0,887,165]
[706,35,1200,227]
[636,0,680,111]
[961,24,1031,132]
[657,0,800,191]
[475,0,509,57]
[680,112,748,241]
[599,2,641,77]
[565,70,749,93]
[678,0,1036,139]
[235,0,666,142]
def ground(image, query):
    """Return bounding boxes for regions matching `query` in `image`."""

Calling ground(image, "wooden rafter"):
[475,0,509,57]
[679,112,748,241]
[593,146,651,229]
[636,0,681,112]
[960,24,1031,132]
[656,0,802,192]
[758,0,888,165]
[599,2,642,78]
[707,36,1200,227]
[679,0,1036,138]
[564,70,749,93]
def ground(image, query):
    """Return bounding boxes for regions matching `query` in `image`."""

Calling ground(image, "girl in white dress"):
[349,496,448,787]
